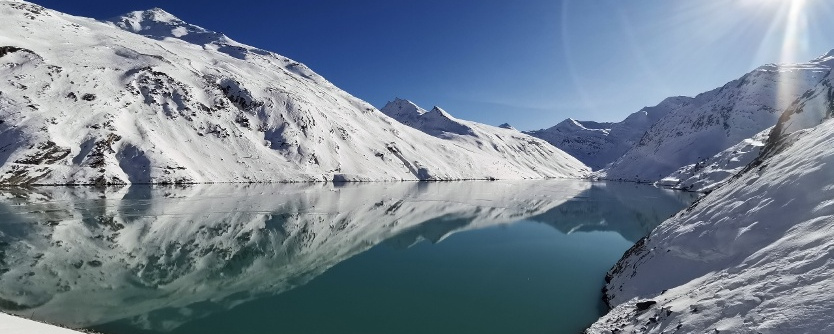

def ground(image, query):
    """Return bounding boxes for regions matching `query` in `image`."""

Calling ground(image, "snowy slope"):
[587,95,834,332]
[768,50,834,144]
[526,97,690,170]
[379,98,587,176]
[0,180,588,331]
[656,127,769,192]
[0,313,84,334]
[0,2,587,185]
[599,58,832,182]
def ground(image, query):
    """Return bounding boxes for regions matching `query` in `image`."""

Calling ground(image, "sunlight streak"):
[779,0,809,64]
[777,0,810,114]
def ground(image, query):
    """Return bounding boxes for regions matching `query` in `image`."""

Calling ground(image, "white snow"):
[587,117,834,332]
[526,97,689,170]
[0,2,588,185]
[379,98,584,177]
[0,313,84,334]
[599,60,832,183]
[656,127,769,192]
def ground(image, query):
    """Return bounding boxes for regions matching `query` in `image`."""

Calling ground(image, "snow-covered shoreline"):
[1,313,87,334]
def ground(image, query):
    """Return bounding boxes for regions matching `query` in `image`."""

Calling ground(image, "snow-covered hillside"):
[526,97,690,170]
[0,2,587,185]
[0,180,588,331]
[587,82,834,332]
[656,127,769,192]
[599,58,832,183]
[379,98,585,176]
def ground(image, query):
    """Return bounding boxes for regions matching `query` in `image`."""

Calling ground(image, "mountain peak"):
[142,8,180,21]
[107,8,228,45]
[498,123,516,130]
[428,105,447,114]
[116,8,184,27]
[380,98,427,118]
[812,48,834,65]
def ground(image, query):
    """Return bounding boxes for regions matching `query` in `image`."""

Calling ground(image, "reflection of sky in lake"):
[0,180,696,334]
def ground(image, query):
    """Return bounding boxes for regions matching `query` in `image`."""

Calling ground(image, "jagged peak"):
[811,49,834,66]
[428,106,460,120]
[380,98,427,117]
[818,48,834,59]
[107,8,229,45]
[568,118,583,127]
[548,118,610,132]
[428,106,446,114]
[139,8,181,22]
[115,8,185,27]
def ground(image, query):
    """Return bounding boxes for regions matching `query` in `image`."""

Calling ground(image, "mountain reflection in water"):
[0,180,696,332]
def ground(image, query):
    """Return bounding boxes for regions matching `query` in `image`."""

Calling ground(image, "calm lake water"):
[0,180,697,334]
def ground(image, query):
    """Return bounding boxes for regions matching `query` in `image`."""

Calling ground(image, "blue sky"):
[30,0,834,130]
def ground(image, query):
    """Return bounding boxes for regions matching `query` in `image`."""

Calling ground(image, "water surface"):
[0,180,697,333]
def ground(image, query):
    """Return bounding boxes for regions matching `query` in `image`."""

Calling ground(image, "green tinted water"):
[0,180,697,334]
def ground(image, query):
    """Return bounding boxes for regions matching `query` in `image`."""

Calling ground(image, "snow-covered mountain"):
[526,97,690,170]
[380,98,475,137]
[587,75,834,332]
[598,57,833,183]
[379,98,585,175]
[656,127,769,192]
[0,2,587,185]
[0,180,589,331]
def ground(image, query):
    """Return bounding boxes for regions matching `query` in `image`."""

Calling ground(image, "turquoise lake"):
[0,180,697,333]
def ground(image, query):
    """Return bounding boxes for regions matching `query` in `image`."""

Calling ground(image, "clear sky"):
[28,0,834,130]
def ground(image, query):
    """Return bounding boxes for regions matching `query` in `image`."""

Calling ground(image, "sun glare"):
[771,0,809,108]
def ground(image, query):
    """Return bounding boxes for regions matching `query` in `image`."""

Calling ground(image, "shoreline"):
[0,312,89,334]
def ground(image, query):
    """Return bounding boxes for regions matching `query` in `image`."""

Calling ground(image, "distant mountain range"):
[378,98,585,177]
[525,96,691,170]
[528,53,833,191]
